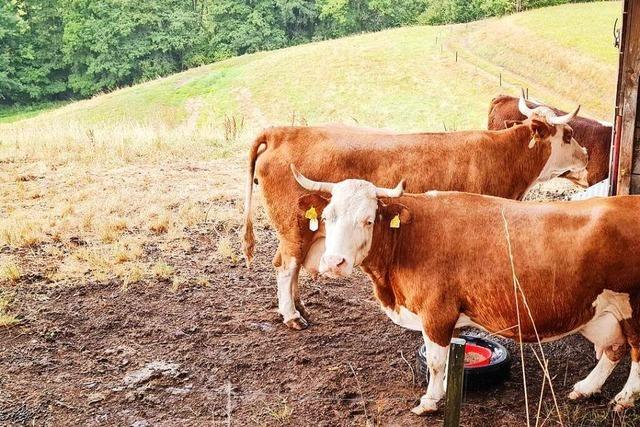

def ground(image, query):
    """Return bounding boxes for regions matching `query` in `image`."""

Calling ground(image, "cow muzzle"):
[563,167,589,188]
[319,254,353,278]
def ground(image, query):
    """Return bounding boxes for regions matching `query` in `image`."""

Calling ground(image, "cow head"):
[292,165,407,278]
[517,94,589,186]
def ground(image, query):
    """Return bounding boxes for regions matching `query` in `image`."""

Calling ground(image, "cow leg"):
[611,296,640,411]
[568,348,621,400]
[613,347,640,411]
[295,237,325,319]
[571,308,629,400]
[276,258,307,330]
[293,282,308,319]
[411,333,448,415]
[412,306,459,416]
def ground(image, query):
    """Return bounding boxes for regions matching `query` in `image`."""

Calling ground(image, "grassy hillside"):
[0,1,620,134]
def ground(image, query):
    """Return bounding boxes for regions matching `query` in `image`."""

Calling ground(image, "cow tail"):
[241,131,268,266]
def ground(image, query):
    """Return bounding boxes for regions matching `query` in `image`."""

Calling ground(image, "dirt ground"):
[2,213,640,426]
[0,148,636,427]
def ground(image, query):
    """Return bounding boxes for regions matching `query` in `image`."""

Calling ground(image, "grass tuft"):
[0,262,22,284]
[153,261,175,281]
[0,294,19,327]
[149,212,171,234]
[216,236,238,263]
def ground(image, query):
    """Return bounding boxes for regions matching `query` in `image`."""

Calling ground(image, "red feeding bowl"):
[464,343,493,368]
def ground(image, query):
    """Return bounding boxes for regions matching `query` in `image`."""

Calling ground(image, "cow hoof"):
[410,400,438,415]
[285,316,309,330]
[612,395,635,413]
[613,401,633,413]
[295,303,309,319]
[568,390,585,401]
[569,386,598,401]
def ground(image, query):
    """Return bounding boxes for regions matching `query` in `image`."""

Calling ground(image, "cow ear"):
[297,193,329,215]
[530,119,553,140]
[504,119,522,129]
[379,202,412,226]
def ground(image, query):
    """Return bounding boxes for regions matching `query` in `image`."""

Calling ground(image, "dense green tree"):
[0,0,67,104]
[203,0,288,60]
[0,2,21,102]
[62,0,200,96]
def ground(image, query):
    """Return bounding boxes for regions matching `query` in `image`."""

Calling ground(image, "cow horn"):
[376,180,405,198]
[290,164,334,193]
[549,105,580,125]
[518,91,535,118]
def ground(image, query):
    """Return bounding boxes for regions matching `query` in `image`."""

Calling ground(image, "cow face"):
[518,96,589,186]
[291,165,404,278]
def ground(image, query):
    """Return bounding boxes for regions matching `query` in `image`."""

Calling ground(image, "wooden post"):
[499,73,502,87]
[443,337,466,427]
[615,0,640,195]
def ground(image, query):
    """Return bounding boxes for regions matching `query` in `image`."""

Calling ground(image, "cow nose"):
[324,255,345,268]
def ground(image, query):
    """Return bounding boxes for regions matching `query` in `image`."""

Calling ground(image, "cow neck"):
[360,206,408,310]
[495,124,551,199]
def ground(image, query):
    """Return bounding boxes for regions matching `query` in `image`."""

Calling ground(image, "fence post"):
[443,337,466,427]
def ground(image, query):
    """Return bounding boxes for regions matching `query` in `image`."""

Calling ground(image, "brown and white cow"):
[291,167,640,415]
[243,97,588,330]
[488,94,612,185]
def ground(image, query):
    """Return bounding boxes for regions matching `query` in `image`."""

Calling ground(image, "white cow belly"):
[382,305,423,331]
[381,289,632,349]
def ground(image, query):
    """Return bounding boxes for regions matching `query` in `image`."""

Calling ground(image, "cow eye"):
[563,129,573,144]
[364,219,374,226]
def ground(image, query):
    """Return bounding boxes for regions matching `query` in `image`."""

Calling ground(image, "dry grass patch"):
[112,239,144,264]
[149,212,172,234]
[116,263,146,291]
[153,261,175,281]
[216,236,238,263]
[0,261,22,284]
[0,293,19,327]
[0,216,45,248]
[194,276,210,287]
[178,202,206,228]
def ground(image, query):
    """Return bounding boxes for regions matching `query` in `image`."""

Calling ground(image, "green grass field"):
[0,1,621,133]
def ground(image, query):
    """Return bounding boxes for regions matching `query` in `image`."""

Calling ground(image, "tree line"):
[0,0,600,106]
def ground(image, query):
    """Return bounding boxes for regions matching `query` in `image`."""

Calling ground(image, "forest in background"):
[0,0,604,106]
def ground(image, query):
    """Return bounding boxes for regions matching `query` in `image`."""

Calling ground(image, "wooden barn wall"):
[629,78,640,193]
[635,91,640,192]
[619,0,640,194]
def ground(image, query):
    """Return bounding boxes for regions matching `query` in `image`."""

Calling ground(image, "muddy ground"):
[2,217,640,427]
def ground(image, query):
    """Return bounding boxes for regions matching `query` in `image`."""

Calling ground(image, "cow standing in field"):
[488,94,612,186]
[242,98,588,330]
[291,167,640,415]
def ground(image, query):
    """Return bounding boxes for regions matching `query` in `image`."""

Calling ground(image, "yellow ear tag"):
[305,207,318,231]
[390,214,401,229]
[305,207,317,220]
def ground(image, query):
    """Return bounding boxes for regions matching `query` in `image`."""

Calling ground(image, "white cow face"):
[292,166,407,278]
[319,180,379,277]
[530,109,588,185]
[516,96,589,186]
